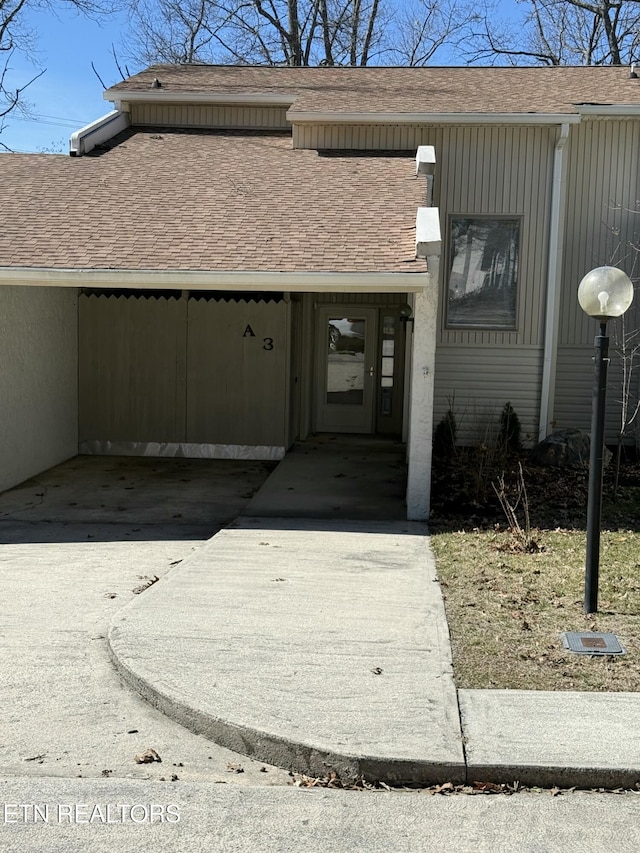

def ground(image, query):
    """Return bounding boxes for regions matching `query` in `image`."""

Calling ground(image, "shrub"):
[433,405,457,461]
[499,402,522,453]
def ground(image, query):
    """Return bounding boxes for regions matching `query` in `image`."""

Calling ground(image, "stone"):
[532,428,612,469]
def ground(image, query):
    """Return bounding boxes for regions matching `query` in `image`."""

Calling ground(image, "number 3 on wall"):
[262,338,274,350]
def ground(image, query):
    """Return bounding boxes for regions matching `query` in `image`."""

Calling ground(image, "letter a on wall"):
[243,325,256,338]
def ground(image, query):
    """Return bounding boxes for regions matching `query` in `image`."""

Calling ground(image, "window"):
[447,217,520,329]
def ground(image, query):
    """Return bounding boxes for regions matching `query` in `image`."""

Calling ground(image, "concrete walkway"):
[108,518,465,784]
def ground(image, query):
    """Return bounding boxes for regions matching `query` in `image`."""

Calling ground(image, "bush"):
[433,406,457,460]
[499,402,522,453]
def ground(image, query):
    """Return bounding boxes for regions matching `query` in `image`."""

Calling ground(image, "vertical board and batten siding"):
[558,118,640,347]
[436,125,553,443]
[79,293,187,442]
[553,347,628,442]
[130,103,289,130]
[433,347,544,445]
[186,297,288,446]
[293,123,428,151]
[554,119,640,440]
[79,293,289,448]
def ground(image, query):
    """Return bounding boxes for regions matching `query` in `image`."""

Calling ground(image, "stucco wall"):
[0,286,78,493]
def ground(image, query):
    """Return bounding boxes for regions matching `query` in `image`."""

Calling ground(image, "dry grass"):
[432,525,640,691]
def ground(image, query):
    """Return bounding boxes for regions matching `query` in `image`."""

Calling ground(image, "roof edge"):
[70,110,130,156]
[105,90,296,107]
[288,110,582,125]
[0,268,430,293]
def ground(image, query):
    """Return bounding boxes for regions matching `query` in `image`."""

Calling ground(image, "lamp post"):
[577,266,634,614]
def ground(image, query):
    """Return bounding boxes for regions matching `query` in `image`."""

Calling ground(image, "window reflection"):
[326,318,365,405]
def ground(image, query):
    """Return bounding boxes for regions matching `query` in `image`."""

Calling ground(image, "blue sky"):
[2,5,131,153]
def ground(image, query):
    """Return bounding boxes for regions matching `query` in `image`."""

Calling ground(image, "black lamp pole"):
[584,320,609,614]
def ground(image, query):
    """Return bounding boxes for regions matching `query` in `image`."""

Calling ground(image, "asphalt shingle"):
[106,64,640,116]
[0,131,423,273]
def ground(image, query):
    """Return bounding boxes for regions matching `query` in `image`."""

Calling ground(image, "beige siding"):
[79,293,187,442]
[552,118,640,440]
[559,118,640,347]
[554,345,637,443]
[434,345,543,445]
[130,103,289,130]
[293,123,428,150]
[186,296,289,445]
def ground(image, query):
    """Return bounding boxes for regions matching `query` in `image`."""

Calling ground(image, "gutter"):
[287,111,581,126]
[69,110,130,156]
[539,122,570,440]
[0,267,430,293]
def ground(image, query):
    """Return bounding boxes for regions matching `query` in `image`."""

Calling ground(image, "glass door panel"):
[315,308,377,434]
[326,318,366,406]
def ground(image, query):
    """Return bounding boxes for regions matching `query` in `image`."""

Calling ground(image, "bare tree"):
[603,205,640,496]
[1,0,119,146]
[122,0,480,68]
[123,0,224,64]
[387,0,480,66]
[465,0,640,66]
[123,0,389,66]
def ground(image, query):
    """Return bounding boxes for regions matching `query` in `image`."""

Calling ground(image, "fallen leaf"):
[134,749,162,764]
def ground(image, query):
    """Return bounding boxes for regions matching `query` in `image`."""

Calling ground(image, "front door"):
[314,307,378,433]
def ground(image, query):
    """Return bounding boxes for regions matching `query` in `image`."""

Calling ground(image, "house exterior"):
[1,65,639,519]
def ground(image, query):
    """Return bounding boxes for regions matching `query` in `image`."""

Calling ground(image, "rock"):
[532,428,612,469]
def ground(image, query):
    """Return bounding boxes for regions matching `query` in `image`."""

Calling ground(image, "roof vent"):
[151,77,162,88]
[630,63,638,79]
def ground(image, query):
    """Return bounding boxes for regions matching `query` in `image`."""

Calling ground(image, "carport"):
[0,133,440,520]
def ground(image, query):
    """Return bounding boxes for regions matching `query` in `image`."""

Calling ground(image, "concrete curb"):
[109,621,640,788]
[459,688,640,789]
[107,630,465,784]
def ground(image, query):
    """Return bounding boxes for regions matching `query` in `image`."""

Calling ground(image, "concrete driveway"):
[0,455,291,786]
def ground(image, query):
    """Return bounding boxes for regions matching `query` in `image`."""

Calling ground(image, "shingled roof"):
[0,130,423,273]
[105,65,640,116]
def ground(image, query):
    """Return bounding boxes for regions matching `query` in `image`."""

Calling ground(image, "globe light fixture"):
[577,266,634,613]
[578,265,634,321]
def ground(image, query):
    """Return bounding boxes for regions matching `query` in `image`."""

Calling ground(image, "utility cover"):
[562,631,625,656]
